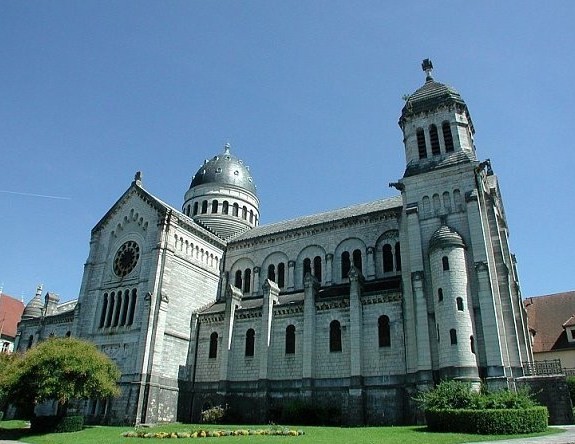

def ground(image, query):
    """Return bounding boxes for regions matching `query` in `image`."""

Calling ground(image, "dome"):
[189,144,257,196]
[399,60,468,125]
[22,285,44,319]
[429,225,465,251]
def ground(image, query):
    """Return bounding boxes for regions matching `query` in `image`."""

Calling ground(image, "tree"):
[1,337,120,416]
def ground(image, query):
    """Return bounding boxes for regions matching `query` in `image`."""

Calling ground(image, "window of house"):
[211,200,218,213]
[456,297,464,311]
[438,288,443,302]
[470,335,475,354]
[285,325,295,354]
[303,258,311,281]
[222,201,229,215]
[27,335,34,350]
[330,320,342,352]
[232,203,239,217]
[450,329,457,345]
[209,332,218,359]
[201,200,208,214]
[313,256,322,282]
[341,251,351,279]
[277,263,285,288]
[417,128,427,159]
[243,268,251,293]
[268,264,276,282]
[193,202,199,215]
[394,242,402,271]
[378,315,391,347]
[245,329,255,357]
[442,256,450,271]
[443,121,454,152]
[383,244,393,273]
[235,270,242,289]
[242,206,247,220]
[430,124,440,155]
[353,249,362,272]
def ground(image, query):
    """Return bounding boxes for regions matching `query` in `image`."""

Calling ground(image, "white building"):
[16,60,532,425]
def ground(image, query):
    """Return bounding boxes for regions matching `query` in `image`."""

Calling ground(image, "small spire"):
[224,142,231,154]
[133,171,143,187]
[422,58,434,81]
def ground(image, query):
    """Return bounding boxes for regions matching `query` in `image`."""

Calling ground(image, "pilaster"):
[259,279,280,381]
[287,261,295,291]
[325,254,333,285]
[218,285,242,388]
[302,273,319,384]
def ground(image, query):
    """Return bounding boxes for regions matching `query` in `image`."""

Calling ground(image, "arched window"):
[201,200,208,214]
[442,121,454,152]
[232,203,239,217]
[249,210,254,223]
[106,292,115,328]
[303,258,311,281]
[99,293,108,328]
[65,331,71,337]
[432,194,441,215]
[209,332,218,359]
[430,124,440,155]
[341,251,351,279]
[211,200,218,213]
[120,289,130,326]
[422,195,431,217]
[242,206,247,220]
[268,264,276,282]
[443,192,452,213]
[127,288,137,326]
[313,256,322,282]
[277,263,285,288]
[453,189,462,211]
[27,335,34,350]
[193,202,199,215]
[245,329,255,357]
[285,325,295,354]
[442,256,450,271]
[243,268,251,293]
[329,320,342,352]
[450,329,457,345]
[417,128,427,159]
[456,297,464,311]
[235,270,243,289]
[382,244,393,272]
[378,315,391,347]
[436,324,440,342]
[222,201,229,215]
[394,242,402,271]
[438,288,443,302]
[470,335,475,354]
[353,249,362,272]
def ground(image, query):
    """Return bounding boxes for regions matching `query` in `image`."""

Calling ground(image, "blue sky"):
[1,1,573,303]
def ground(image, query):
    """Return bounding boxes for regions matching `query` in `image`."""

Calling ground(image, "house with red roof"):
[524,291,575,370]
[0,292,25,353]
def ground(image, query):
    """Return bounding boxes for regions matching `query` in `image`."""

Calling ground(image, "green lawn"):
[0,420,563,444]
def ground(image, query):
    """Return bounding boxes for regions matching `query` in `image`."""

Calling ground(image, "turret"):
[182,144,259,240]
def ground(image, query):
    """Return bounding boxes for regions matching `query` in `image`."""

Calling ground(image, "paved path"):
[466,425,575,444]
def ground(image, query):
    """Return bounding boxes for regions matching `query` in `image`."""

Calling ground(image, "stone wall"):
[517,375,574,425]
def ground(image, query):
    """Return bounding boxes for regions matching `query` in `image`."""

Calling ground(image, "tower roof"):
[22,285,44,320]
[189,144,257,196]
[400,60,470,126]
[429,225,465,251]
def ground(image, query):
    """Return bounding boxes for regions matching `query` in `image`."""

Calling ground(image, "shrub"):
[567,376,575,404]
[416,380,480,410]
[200,405,227,424]
[426,407,548,434]
[30,414,84,433]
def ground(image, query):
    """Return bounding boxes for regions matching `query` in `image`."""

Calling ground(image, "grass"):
[0,420,563,444]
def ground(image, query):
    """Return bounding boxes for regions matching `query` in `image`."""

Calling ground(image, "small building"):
[524,291,575,370]
[0,291,25,353]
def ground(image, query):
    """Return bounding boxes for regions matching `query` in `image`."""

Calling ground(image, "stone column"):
[259,280,280,382]
[302,273,319,393]
[411,271,432,371]
[347,266,365,424]
[218,285,242,390]
[287,261,295,291]
[325,253,333,285]
[252,267,260,297]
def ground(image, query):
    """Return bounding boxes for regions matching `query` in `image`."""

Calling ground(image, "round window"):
[113,241,140,277]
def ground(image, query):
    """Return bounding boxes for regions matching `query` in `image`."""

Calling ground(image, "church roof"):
[524,291,575,353]
[231,195,403,242]
[401,77,465,118]
[429,225,466,251]
[189,144,257,196]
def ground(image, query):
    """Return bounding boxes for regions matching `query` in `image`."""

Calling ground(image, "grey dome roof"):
[429,225,465,251]
[189,144,257,195]
[22,288,43,319]
[399,61,469,126]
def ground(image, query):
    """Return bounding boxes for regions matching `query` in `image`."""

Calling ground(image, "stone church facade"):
[16,61,532,425]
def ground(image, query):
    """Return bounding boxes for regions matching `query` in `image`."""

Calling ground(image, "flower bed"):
[121,428,305,439]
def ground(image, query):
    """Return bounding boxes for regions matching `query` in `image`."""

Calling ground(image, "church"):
[15,60,532,425]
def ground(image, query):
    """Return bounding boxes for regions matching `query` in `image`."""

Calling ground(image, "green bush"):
[200,405,227,424]
[425,407,548,434]
[416,380,480,410]
[30,414,84,433]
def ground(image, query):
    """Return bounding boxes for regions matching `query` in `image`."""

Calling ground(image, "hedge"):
[425,407,548,434]
[30,415,84,433]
